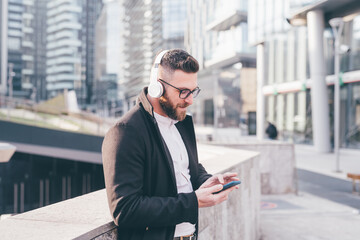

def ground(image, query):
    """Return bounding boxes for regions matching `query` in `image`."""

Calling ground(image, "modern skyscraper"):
[1,0,48,101]
[82,0,103,105]
[20,0,36,97]
[46,0,102,106]
[0,0,8,95]
[162,0,187,49]
[7,0,27,98]
[94,0,124,116]
[122,0,163,111]
[46,0,83,100]
[33,0,48,101]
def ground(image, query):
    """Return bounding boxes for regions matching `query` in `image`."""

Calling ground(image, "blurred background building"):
[46,0,102,106]
[121,0,163,111]
[0,0,360,151]
[0,0,7,95]
[186,0,257,138]
[6,0,35,99]
[249,0,360,151]
[94,0,124,117]
[162,0,187,50]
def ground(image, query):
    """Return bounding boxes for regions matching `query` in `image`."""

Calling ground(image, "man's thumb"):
[209,184,223,194]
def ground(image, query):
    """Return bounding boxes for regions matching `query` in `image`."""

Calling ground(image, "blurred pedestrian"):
[266,121,278,140]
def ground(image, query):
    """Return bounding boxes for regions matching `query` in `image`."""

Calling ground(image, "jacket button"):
[146,227,149,231]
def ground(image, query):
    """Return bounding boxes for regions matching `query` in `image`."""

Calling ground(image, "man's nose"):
[184,93,193,105]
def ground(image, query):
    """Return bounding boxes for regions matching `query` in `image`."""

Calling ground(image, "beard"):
[159,93,189,121]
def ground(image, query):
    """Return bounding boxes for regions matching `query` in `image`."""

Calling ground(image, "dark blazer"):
[102,88,211,240]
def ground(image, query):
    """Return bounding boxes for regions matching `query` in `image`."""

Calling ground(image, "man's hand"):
[199,172,239,189]
[195,183,238,208]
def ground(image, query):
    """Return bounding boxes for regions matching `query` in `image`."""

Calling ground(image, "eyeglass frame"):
[158,78,201,99]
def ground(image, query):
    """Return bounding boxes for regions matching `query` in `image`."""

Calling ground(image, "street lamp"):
[329,17,349,172]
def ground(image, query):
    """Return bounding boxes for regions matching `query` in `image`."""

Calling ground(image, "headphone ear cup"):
[148,81,163,98]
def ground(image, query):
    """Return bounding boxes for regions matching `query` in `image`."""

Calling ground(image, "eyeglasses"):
[159,79,201,99]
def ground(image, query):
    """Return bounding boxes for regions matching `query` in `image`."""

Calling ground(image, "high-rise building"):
[93,0,188,114]
[162,0,187,49]
[82,0,103,105]
[186,0,256,136]
[46,0,102,106]
[249,0,360,151]
[33,0,48,101]
[20,0,36,97]
[46,0,83,100]
[122,0,163,111]
[0,0,8,95]
[7,0,27,98]
[1,0,48,101]
[94,0,124,116]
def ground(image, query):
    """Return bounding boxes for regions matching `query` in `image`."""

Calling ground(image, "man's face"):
[158,69,198,121]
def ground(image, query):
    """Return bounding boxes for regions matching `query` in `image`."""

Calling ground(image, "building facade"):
[186,0,256,138]
[6,0,33,98]
[94,0,125,117]
[0,0,8,95]
[82,0,103,105]
[1,0,48,101]
[249,0,360,151]
[33,0,47,101]
[122,0,164,111]
[162,0,187,49]
[46,0,102,106]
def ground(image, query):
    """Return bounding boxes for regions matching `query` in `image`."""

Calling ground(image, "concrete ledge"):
[0,144,261,240]
[216,140,297,194]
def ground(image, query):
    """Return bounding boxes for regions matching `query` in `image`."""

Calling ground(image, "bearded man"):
[102,49,238,240]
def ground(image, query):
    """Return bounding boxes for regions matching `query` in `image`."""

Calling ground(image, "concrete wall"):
[0,144,261,240]
[198,145,260,240]
[224,141,297,194]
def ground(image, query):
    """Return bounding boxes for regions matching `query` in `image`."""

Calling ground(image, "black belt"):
[174,233,196,240]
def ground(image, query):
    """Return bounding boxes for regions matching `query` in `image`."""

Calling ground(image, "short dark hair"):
[160,49,199,73]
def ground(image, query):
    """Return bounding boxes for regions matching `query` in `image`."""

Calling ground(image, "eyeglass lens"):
[179,88,200,99]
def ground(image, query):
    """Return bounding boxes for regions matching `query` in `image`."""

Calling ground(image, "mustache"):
[177,103,190,108]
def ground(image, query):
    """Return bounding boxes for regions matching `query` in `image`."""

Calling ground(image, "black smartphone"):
[213,181,241,194]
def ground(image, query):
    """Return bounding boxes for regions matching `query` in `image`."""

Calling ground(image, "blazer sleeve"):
[102,123,199,229]
[196,163,212,188]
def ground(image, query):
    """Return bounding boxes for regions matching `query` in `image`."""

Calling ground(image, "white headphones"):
[148,50,169,98]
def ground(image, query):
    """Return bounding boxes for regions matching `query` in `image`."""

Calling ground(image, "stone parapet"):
[0,144,260,240]
[220,140,297,194]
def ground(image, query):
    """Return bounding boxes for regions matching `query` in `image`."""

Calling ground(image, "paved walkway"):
[260,144,360,240]
[260,193,360,240]
[295,144,360,180]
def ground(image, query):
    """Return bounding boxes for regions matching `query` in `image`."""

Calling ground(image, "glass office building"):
[186,0,256,138]
[122,0,163,110]
[162,0,187,49]
[0,0,8,95]
[249,0,360,150]
[46,0,102,105]
[94,0,124,116]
